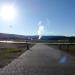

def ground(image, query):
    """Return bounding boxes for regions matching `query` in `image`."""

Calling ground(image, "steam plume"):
[37,21,44,39]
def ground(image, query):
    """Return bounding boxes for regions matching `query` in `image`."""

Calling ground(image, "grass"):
[0,42,35,68]
[0,48,25,68]
[0,48,24,58]
[46,43,75,56]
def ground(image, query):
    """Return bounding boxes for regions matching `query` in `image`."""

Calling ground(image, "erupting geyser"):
[37,21,45,39]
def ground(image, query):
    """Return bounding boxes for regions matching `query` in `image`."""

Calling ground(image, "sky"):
[0,0,75,36]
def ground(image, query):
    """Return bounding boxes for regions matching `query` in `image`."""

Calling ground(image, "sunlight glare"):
[0,4,16,21]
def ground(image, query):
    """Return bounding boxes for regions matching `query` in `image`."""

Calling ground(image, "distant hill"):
[0,33,75,42]
[0,33,38,41]
[40,36,66,40]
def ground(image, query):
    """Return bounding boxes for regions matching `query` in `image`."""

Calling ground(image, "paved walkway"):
[0,43,75,75]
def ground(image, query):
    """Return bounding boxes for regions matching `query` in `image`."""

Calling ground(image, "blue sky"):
[0,0,75,36]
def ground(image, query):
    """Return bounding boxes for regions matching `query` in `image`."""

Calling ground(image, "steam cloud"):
[37,21,44,39]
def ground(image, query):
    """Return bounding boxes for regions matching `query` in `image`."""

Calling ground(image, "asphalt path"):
[0,43,75,75]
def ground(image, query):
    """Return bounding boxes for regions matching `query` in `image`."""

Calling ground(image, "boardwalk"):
[0,43,75,75]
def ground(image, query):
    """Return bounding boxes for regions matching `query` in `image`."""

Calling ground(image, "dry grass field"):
[0,42,35,68]
[46,43,75,56]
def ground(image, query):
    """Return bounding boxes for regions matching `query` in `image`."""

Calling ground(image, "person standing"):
[26,40,29,50]
[26,43,29,50]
